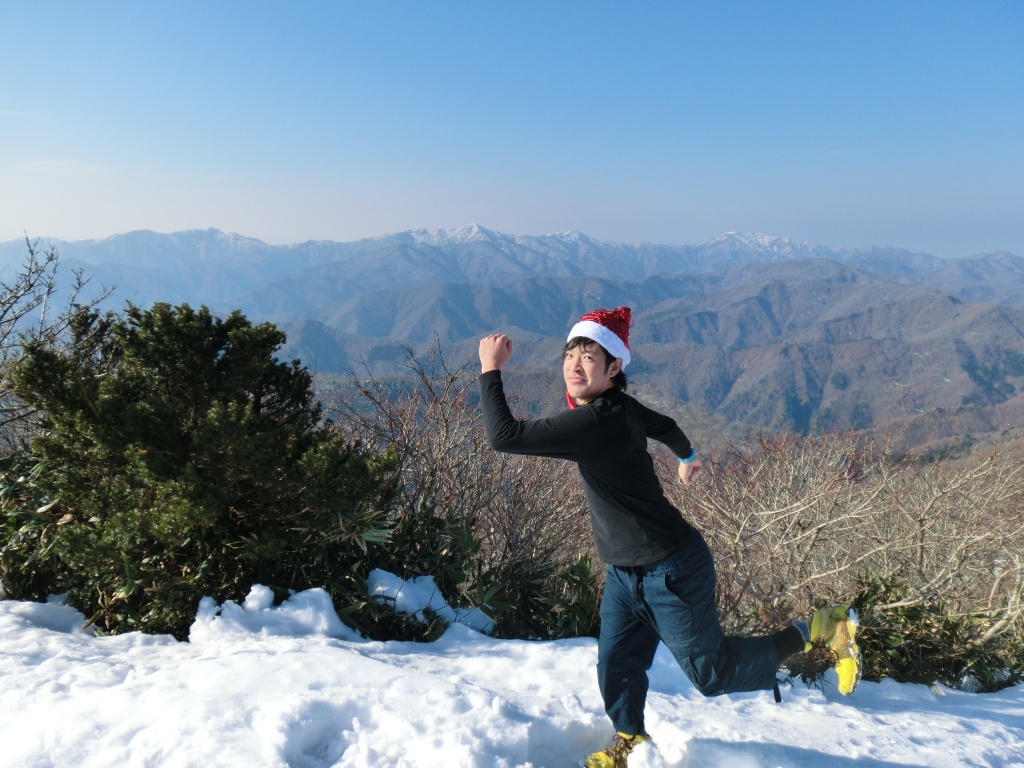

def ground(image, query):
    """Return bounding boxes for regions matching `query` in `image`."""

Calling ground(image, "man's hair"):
[563,336,628,391]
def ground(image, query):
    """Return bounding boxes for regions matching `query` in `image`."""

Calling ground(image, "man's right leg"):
[597,565,660,737]
[646,533,783,696]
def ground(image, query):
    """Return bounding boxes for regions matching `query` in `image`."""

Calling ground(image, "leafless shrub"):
[876,447,1024,641]
[326,344,595,581]
[661,431,1024,643]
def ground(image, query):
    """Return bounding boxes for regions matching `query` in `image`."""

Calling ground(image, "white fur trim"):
[567,320,631,368]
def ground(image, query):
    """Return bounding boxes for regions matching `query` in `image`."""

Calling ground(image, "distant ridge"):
[2,227,1023,452]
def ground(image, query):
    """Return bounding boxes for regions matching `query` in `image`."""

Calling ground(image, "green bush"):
[3,303,398,638]
[499,557,602,638]
[0,454,63,600]
[339,496,602,642]
[854,574,1022,692]
[341,502,481,641]
[3,316,604,645]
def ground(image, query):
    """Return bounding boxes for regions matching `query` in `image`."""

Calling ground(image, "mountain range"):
[3,226,1023,454]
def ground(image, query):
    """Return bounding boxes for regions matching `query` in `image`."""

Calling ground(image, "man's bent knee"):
[688,675,729,700]
[683,653,727,697]
[692,678,728,697]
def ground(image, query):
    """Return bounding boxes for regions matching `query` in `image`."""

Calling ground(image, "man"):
[478,307,861,768]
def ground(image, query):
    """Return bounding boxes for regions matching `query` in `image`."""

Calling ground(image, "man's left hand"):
[678,457,702,486]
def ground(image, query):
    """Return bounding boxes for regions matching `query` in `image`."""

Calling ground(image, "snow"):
[366,569,494,634]
[2,581,1023,768]
[396,224,505,246]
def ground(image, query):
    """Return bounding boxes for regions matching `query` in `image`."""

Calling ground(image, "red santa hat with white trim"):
[567,306,631,368]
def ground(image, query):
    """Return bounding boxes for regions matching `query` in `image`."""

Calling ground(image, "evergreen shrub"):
[2,303,397,639]
[855,574,1023,692]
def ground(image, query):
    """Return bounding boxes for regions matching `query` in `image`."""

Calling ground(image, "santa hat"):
[567,306,631,369]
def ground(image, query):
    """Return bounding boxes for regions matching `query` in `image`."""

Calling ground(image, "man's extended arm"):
[478,334,588,459]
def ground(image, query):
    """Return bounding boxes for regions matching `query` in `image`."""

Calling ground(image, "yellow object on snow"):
[809,604,863,695]
[583,732,650,768]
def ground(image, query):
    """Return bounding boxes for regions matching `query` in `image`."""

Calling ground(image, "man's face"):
[563,342,621,404]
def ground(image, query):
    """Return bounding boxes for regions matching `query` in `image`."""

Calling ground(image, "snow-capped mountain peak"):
[396,224,504,247]
[696,232,840,259]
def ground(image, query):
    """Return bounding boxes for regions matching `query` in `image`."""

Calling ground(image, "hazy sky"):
[2,1,1021,257]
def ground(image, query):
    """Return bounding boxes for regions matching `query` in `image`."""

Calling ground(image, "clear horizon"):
[2,1,1022,258]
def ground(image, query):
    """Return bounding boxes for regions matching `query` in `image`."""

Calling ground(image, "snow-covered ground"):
[2,580,1022,768]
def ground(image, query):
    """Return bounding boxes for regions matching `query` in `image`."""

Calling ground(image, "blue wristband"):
[678,450,696,464]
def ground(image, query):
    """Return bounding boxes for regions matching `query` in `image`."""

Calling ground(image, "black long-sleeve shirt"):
[480,370,695,566]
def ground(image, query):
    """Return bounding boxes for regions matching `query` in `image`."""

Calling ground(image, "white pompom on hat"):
[567,306,631,369]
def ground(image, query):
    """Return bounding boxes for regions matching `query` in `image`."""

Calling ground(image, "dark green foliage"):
[372,503,482,601]
[338,586,449,643]
[0,454,63,599]
[784,641,838,692]
[380,504,601,641]
[854,574,1022,692]
[346,502,602,642]
[485,554,602,640]
[343,502,480,641]
[3,303,397,638]
[539,554,603,639]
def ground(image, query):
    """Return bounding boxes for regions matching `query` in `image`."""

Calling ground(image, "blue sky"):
[2,1,1021,257]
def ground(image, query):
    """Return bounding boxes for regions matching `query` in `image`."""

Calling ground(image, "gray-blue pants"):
[597,531,785,735]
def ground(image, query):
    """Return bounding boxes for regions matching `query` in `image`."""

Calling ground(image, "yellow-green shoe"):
[809,605,862,695]
[583,733,650,768]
